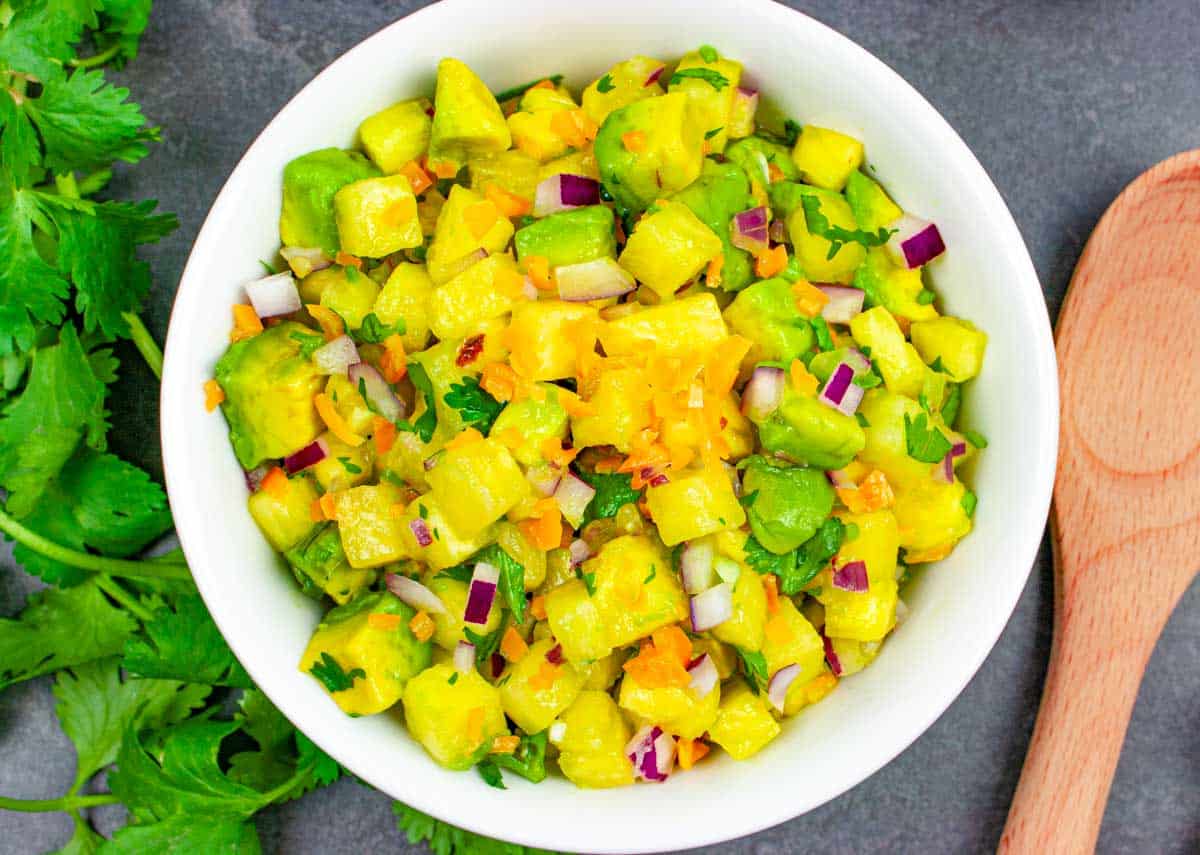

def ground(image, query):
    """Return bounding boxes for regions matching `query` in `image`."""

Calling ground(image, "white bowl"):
[161,0,1057,851]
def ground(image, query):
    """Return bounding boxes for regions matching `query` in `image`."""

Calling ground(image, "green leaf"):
[55,815,104,855]
[903,411,953,464]
[669,68,729,91]
[785,517,845,596]
[742,533,795,576]
[0,0,96,79]
[595,73,615,93]
[444,376,505,435]
[437,564,475,583]
[102,813,263,854]
[963,428,988,449]
[0,185,71,352]
[351,311,406,344]
[800,195,894,260]
[493,74,564,104]
[475,758,506,789]
[464,612,509,671]
[941,382,962,427]
[393,801,560,855]
[289,330,324,358]
[0,581,137,689]
[809,315,834,351]
[400,362,437,443]
[916,288,936,306]
[472,543,526,624]
[491,730,548,784]
[698,44,719,63]
[122,594,253,687]
[306,651,364,694]
[961,490,978,518]
[227,689,341,802]
[92,0,153,67]
[704,126,723,140]
[734,646,768,693]
[575,469,641,525]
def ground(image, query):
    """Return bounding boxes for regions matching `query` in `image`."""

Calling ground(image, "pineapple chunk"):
[333,174,422,258]
[817,510,900,642]
[618,200,722,297]
[429,58,511,165]
[791,125,865,191]
[893,477,972,555]
[499,638,585,734]
[487,384,569,466]
[310,431,372,492]
[546,578,612,664]
[586,535,688,648]
[396,494,495,571]
[910,316,988,381]
[849,307,927,399]
[427,253,521,341]
[247,472,319,552]
[358,98,432,174]
[785,185,866,283]
[468,149,542,201]
[667,49,743,153]
[569,367,653,452]
[402,664,508,770]
[555,691,634,788]
[618,672,720,739]
[581,56,666,125]
[333,483,411,569]
[856,388,962,490]
[425,437,527,536]
[505,300,599,381]
[373,262,435,351]
[711,568,768,651]
[645,466,745,546]
[598,293,728,361]
[323,374,374,437]
[507,86,578,163]
[423,571,502,650]
[426,184,515,284]
[761,599,827,715]
[707,680,781,760]
[318,265,380,330]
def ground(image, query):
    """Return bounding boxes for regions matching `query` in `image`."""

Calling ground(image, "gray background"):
[2,0,1198,852]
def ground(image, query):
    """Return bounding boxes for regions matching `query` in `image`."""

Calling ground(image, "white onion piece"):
[312,335,360,375]
[686,654,719,698]
[453,641,476,674]
[740,366,785,421]
[680,540,716,594]
[690,583,733,631]
[385,573,446,615]
[555,257,636,302]
[554,472,596,529]
[245,271,301,318]
[348,362,405,422]
[280,246,331,278]
[767,663,801,712]
[816,285,865,324]
[548,721,567,744]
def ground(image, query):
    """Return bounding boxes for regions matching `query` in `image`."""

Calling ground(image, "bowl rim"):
[160,0,1058,850]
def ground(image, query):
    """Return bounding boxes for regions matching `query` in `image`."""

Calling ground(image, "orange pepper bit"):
[314,392,365,447]
[650,625,693,668]
[540,437,578,468]
[767,162,785,184]
[838,469,895,514]
[203,379,225,412]
[676,738,711,771]
[789,359,819,398]
[484,183,532,218]
[530,79,556,91]
[703,335,752,398]
[399,160,434,196]
[522,255,555,291]
[754,244,788,278]
[763,573,780,614]
[424,156,459,179]
[334,251,363,270]
[230,304,263,343]
[519,499,562,550]
[481,362,518,402]
[621,130,647,152]
[465,706,485,748]
[551,109,596,148]
[318,492,339,521]
[490,734,521,755]
[530,595,548,621]
[388,502,406,520]
[368,612,403,631]
[622,640,692,690]
[705,252,724,288]
[444,426,484,451]
[260,466,288,500]
[306,303,345,341]
[372,416,397,455]
[380,334,408,384]
[764,613,794,647]
[528,660,561,691]
[309,498,325,522]
[500,626,530,663]
[792,280,831,319]
[409,610,436,642]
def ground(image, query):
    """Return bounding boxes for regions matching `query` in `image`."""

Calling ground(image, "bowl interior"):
[161,0,1057,851]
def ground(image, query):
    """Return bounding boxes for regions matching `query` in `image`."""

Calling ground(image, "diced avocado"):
[569,367,653,453]
[599,293,728,361]
[504,300,599,381]
[280,148,380,253]
[373,262,434,351]
[402,664,508,770]
[785,185,866,284]
[488,383,568,466]
[468,149,542,202]
[667,48,742,153]
[300,590,432,716]
[247,472,319,553]
[425,184,515,284]
[817,510,899,642]
[586,535,688,648]
[741,456,835,554]
[671,159,755,291]
[358,98,432,174]
[752,385,867,470]
[723,277,815,370]
[760,598,827,715]
[215,321,324,469]
[507,86,578,163]
[500,638,585,734]
[645,466,745,546]
[429,58,511,166]
[853,248,938,323]
[848,307,926,398]
[791,125,864,191]
[593,93,705,213]
[581,56,666,125]
[707,679,780,760]
[725,136,800,184]
[546,579,612,665]
[332,483,411,569]
[617,200,722,298]
[333,174,422,258]
[318,264,380,330]
[555,691,634,788]
[845,170,902,232]
[425,437,527,537]
[910,316,988,381]
[514,206,616,268]
[427,253,520,341]
[711,569,768,651]
[285,522,375,605]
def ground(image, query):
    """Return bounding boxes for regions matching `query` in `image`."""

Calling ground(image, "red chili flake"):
[546,643,564,665]
[648,473,669,487]
[456,334,485,366]
[719,417,728,429]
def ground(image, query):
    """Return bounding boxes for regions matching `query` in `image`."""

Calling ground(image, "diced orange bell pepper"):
[484,183,532,218]
[481,362,518,402]
[519,499,562,550]
[314,393,365,446]
[500,626,530,663]
[380,334,408,384]
[260,466,288,500]
[445,427,484,450]
[763,573,780,614]
[528,660,560,691]
[837,469,895,513]
[490,734,521,754]
[705,252,724,288]
[373,416,397,454]
[424,156,459,179]
[230,304,263,343]
[621,130,647,152]
[650,625,693,668]
[465,706,485,747]
[789,359,819,398]
[368,612,403,631]
[530,595,548,621]
[318,492,339,521]
[676,738,710,770]
[767,162,785,183]
[203,379,225,412]
[792,280,831,318]
[522,255,555,291]
[409,611,436,642]
[306,304,345,341]
[399,160,434,196]
[334,251,363,270]
[754,244,788,278]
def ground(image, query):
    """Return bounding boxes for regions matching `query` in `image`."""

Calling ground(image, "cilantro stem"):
[0,793,119,813]
[121,311,164,380]
[68,42,122,69]
[94,574,156,622]
[0,509,191,581]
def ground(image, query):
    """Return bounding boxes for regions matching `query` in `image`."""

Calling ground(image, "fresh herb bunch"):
[0,5,545,853]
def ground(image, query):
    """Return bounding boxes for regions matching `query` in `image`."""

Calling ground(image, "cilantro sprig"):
[801,195,895,260]
[444,375,506,434]
[669,67,730,91]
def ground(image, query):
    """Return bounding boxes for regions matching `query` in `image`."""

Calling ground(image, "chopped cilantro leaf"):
[800,195,895,260]
[476,758,506,789]
[669,68,730,91]
[464,612,509,670]
[576,469,642,525]
[964,429,989,449]
[259,259,277,275]
[472,544,526,624]
[961,491,978,518]
[337,457,362,474]
[704,126,724,140]
[928,356,947,373]
[853,371,882,389]
[787,518,845,596]
[739,489,759,508]
[596,73,615,93]
[578,568,597,596]
[941,383,962,427]
[353,312,406,344]
[783,119,802,147]
[307,652,365,693]
[438,564,474,583]
[916,288,937,305]
[903,412,953,463]
[643,564,657,585]
[444,376,505,434]
[290,330,324,358]
[734,646,768,694]
[448,672,459,685]
[400,362,437,442]
[493,74,564,103]
[698,45,719,63]
[810,316,834,351]
[856,412,871,427]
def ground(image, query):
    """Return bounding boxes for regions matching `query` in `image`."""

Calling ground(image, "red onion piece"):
[464,562,499,625]
[348,362,405,422]
[490,652,506,678]
[886,214,946,269]
[385,573,446,615]
[823,635,843,676]
[816,285,866,324]
[733,87,759,122]
[555,257,636,302]
[312,335,360,375]
[546,643,564,665]
[526,463,563,497]
[280,246,332,278]
[626,725,675,783]
[933,453,954,484]
[245,271,301,318]
[832,560,869,592]
[243,465,270,492]
[568,539,591,567]
[644,66,665,87]
[690,582,733,631]
[681,539,716,594]
[283,438,329,474]
[767,663,801,712]
[409,518,433,547]
[533,173,600,217]
[554,472,596,528]
[423,452,442,471]
[647,471,669,488]
[686,653,719,698]
[741,366,785,421]
[826,468,855,490]
[453,641,475,674]
[734,206,768,231]
[818,362,865,416]
[730,209,770,253]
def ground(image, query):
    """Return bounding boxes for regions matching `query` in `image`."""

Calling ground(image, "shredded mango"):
[677,738,710,770]
[481,362,518,402]
[373,416,397,454]
[260,467,288,500]
[380,334,407,383]
[789,359,819,397]
[314,393,365,446]
[368,612,403,631]
[621,130,647,152]
[464,200,500,240]
[306,304,345,341]
[555,387,595,418]
[425,156,459,179]
[528,660,560,691]
[334,251,363,270]
[399,160,434,196]
[203,379,225,412]
[530,595,547,621]
[465,706,485,747]
[500,626,529,662]
[792,280,831,318]
[754,244,788,278]
[704,335,752,398]
[763,573,780,614]
[409,611,436,642]
[485,183,532,218]
[230,304,263,342]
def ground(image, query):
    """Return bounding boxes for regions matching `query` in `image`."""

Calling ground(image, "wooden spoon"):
[1000,149,1200,853]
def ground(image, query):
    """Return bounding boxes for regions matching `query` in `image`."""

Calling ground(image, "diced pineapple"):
[426,184,515,284]
[507,86,578,163]
[910,316,988,381]
[423,571,502,650]
[358,98,433,174]
[667,49,743,153]
[893,477,972,555]
[587,535,688,648]
[429,58,511,166]
[427,253,521,340]
[618,673,720,740]
[504,300,599,381]
[555,691,634,788]
[402,665,508,770]
[598,293,728,361]
[323,373,375,437]
[468,149,542,201]
[849,307,927,399]
[618,201,722,298]
[499,638,585,733]
[546,578,613,664]
[333,174,422,258]
[785,185,866,283]
[791,126,864,191]
[424,437,526,537]
[332,484,410,568]
[538,149,599,182]
[373,262,434,351]
[817,510,899,642]
[707,680,781,760]
[318,265,380,330]
[581,56,666,125]
[761,599,827,715]
[657,393,754,463]
[495,520,548,590]
[711,567,767,651]
[578,651,626,691]
[247,472,319,552]
[570,367,653,452]
[828,637,880,676]
[396,495,495,571]
[645,466,745,546]
[310,432,373,492]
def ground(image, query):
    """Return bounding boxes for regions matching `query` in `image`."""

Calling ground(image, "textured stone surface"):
[2,1,1198,852]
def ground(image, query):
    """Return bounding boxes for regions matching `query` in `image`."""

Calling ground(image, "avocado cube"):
[397,495,495,571]
[594,92,705,213]
[761,599,827,715]
[333,174,422,258]
[545,579,613,665]
[910,316,988,381]
[645,466,746,546]
[817,510,899,642]
[667,49,743,153]
[358,98,432,174]
[785,185,866,284]
[569,367,653,452]
[726,136,800,183]
[707,680,781,760]
[427,253,520,341]
[741,456,836,554]
[300,590,432,716]
[618,200,722,297]
[853,248,938,323]
[425,438,527,536]
[555,691,634,788]
[711,569,768,651]
[599,293,728,361]
[318,264,380,330]
[215,321,325,469]
[468,149,542,201]
[430,58,511,165]
[426,184,515,284]
[402,664,508,769]
[514,206,616,268]
[618,670,720,739]
[587,535,688,648]
[373,262,435,351]
[849,306,926,398]
[332,483,410,569]
[285,523,375,604]
[845,170,902,232]
[504,300,599,381]
[499,638,585,734]
[671,159,755,291]
[247,472,319,553]
[753,386,867,471]
[280,148,380,253]
[723,277,815,370]
[791,125,864,191]
[582,55,666,126]
[487,383,569,466]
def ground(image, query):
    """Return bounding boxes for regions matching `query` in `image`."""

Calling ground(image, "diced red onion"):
[686,653,719,698]
[385,573,446,614]
[554,472,596,529]
[646,471,669,488]
[245,272,301,318]
[311,335,360,375]
[690,582,733,631]
[832,560,869,593]
[826,468,855,490]
[816,285,865,324]
[568,539,591,567]
[933,442,966,484]
[734,206,767,230]
[243,465,269,492]
[885,214,946,269]
[526,463,562,497]
[951,441,967,459]
[555,257,636,302]
[464,562,499,625]
[823,635,843,676]
[626,725,674,783]
[444,248,489,281]
[644,66,665,87]
[423,452,442,471]
[533,173,600,216]
[767,663,801,712]
[713,556,741,586]
[546,643,564,665]
[769,217,788,244]
[409,518,433,547]
[490,652,506,678]
[283,438,329,474]
[280,246,331,278]
[681,540,715,594]
[453,641,475,674]
[740,366,785,421]
[817,362,865,417]
[348,362,405,422]
[730,207,770,254]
